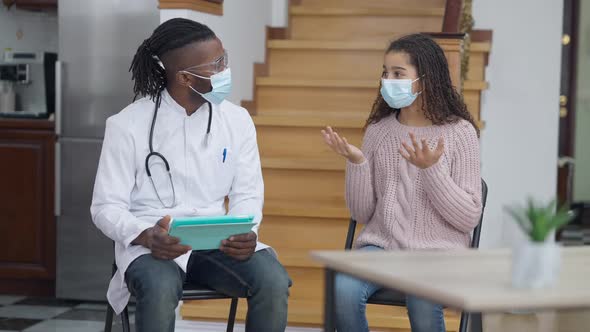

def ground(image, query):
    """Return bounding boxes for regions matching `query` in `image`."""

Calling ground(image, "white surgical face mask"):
[380,77,421,109]
[183,67,232,105]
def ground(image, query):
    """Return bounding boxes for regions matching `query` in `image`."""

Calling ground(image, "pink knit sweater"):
[346,114,482,250]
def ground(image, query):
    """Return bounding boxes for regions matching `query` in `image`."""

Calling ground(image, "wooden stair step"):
[290,7,443,41]
[268,38,464,52]
[258,77,378,88]
[266,39,463,80]
[268,40,489,85]
[262,168,347,218]
[257,77,489,90]
[268,50,381,80]
[254,110,367,128]
[290,6,445,17]
[272,248,324,268]
[300,0,446,9]
[264,199,349,219]
[268,39,387,51]
[256,84,378,113]
[262,157,344,171]
[256,123,362,171]
[268,40,489,54]
[259,215,350,251]
[181,298,461,330]
[471,41,492,53]
[467,42,492,82]
[254,112,484,131]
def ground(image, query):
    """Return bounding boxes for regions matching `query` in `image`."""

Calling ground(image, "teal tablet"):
[169,215,256,251]
[172,215,255,226]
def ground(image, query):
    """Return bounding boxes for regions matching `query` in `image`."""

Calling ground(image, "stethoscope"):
[144,93,212,208]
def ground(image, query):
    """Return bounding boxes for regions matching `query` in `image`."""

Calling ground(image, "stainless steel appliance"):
[0,51,57,117]
[56,0,159,300]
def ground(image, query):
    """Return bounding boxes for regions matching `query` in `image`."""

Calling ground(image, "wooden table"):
[311,247,590,332]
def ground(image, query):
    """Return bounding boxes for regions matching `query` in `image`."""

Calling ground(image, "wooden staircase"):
[182,0,491,330]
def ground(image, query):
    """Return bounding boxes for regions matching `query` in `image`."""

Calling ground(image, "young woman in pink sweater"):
[321,34,483,332]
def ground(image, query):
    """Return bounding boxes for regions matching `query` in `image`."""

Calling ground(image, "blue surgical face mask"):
[380,77,421,109]
[184,67,232,105]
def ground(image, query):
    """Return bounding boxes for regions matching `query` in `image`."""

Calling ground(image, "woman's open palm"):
[400,132,445,169]
[321,126,365,164]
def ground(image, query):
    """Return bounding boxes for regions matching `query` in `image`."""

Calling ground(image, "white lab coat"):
[90,90,267,314]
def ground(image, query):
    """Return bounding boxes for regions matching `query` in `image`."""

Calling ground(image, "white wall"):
[271,0,289,27]
[0,6,58,54]
[473,0,564,247]
[160,0,288,106]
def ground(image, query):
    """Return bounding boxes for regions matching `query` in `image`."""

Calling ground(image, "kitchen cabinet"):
[0,119,55,296]
[15,0,57,10]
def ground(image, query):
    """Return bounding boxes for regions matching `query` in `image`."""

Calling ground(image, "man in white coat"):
[90,18,290,332]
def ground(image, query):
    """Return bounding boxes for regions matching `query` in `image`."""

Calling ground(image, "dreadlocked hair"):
[365,34,480,137]
[129,18,216,103]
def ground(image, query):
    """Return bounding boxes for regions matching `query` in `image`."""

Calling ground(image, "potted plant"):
[507,199,576,289]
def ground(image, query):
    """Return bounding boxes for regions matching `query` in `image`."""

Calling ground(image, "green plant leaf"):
[508,198,575,242]
[506,205,531,237]
[536,217,546,240]
[536,201,554,241]
[527,199,544,241]
[551,204,576,230]
[526,199,537,224]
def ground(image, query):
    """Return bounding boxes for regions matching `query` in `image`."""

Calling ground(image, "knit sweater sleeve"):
[345,124,381,224]
[421,121,482,233]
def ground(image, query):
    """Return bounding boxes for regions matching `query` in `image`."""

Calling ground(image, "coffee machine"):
[0,51,57,118]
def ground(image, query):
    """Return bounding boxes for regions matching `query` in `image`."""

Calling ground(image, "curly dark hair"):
[365,34,479,136]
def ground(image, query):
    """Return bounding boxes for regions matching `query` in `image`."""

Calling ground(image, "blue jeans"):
[334,246,445,332]
[125,249,291,332]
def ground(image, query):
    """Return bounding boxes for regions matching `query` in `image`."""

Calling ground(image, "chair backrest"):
[345,179,488,250]
[470,179,488,248]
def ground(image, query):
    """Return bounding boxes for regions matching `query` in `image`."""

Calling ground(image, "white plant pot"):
[512,241,561,289]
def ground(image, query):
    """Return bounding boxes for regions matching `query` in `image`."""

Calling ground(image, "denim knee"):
[334,273,371,314]
[406,295,445,332]
[127,256,183,307]
[250,259,290,302]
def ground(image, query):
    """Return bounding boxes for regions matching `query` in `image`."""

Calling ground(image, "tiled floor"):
[0,295,319,332]
[0,295,130,332]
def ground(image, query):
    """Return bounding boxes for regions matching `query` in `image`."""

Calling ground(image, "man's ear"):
[176,71,193,87]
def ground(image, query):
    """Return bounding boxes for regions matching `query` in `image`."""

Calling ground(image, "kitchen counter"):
[0,118,55,130]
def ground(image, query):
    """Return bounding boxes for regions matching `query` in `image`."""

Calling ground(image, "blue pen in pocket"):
[222,148,227,163]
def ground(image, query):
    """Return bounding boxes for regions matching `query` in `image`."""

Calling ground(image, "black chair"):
[104,260,239,332]
[344,179,488,332]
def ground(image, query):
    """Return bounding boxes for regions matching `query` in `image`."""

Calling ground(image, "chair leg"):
[470,312,483,332]
[226,298,238,332]
[104,303,114,332]
[458,312,469,332]
[121,306,131,332]
[324,269,336,332]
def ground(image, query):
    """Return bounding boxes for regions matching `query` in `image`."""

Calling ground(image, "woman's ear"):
[414,77,424,94]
